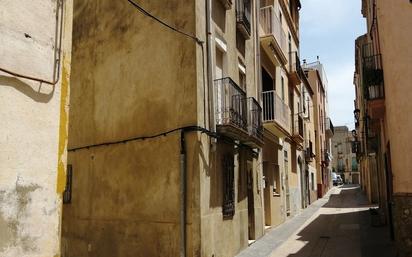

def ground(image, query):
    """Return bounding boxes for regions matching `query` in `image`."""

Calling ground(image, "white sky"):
[300,0,366,129]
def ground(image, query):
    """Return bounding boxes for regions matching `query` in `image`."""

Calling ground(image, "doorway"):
[247,161,255,240]
[284,151,290,216]
[298,158,306,208]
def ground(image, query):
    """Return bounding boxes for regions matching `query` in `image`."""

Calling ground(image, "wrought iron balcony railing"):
[214,77,248,132]
[262,90,291,133]
[289,51,304,82]
[322,149,332,166]
[362,49,384,100]
[236,0,251,37]
[293,114,304,138]
[325,117,334,136]
[247,97,263,141]
[305,141,315,162]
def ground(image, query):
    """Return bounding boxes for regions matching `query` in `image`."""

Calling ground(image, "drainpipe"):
[255,0,262,103]
[180,130,187,257]
[206,0,215,133]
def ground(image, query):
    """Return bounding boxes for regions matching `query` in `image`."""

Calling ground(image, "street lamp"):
[351,129,358,138]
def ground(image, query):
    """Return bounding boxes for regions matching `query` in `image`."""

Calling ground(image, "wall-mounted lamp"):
[352,129,358,138]
[354,109,361,122]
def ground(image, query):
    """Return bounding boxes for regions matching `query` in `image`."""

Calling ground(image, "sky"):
[300,0,366,129]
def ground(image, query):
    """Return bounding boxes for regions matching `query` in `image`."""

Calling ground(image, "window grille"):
[222,154,235,218]
[63,164,73,204]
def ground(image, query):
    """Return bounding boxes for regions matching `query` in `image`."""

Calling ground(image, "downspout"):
[206,0,215,133]
[180,130,187,257]
[255,0,261,103]
[255,0,265,227]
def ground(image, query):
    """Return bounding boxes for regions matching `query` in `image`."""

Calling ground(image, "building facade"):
[0,1,73,256]
[303,60,333,199]
[62,0,264,257]
[0,1,336,256]
[354,0,412,256]
[331,126,360,184]
[301,73,317,206]
[259,0,305,228]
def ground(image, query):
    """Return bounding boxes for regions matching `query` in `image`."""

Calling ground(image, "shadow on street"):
[285,186,396,257]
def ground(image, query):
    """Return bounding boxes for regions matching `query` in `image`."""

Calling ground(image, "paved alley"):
[237,185,397,257]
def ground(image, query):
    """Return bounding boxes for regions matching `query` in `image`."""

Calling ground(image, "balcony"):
[214,78,263,148]
[215,77,249,140]
[305,141,315,162]
[218,0,232,10]
[292,114,304,145]
[236,0,251,39]
[322,149,332,167]
[245,97,264,147]
[363,54,384,100]
[362,48,385,119]
[262,90,291,136]
[325,117,334,138]
[367,136,379,154]
[259,6,287,65]
[289,51,304,85]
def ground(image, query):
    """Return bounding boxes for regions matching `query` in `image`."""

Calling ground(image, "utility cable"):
[126,0,208,129]
[68,126,215,152]
[126,0,204,45]
[67,124,258,152]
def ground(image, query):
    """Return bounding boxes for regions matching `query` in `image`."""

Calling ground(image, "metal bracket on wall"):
[0,0,64,85]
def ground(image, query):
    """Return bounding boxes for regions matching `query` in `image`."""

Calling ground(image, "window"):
[222,154,235,218]
[311,172,315,190]
[281,76,285,101]
[279,11,282,25]
[238,61,246,90]
[273,165,281,196]
[63,165,73,204]
[215,47,225,79]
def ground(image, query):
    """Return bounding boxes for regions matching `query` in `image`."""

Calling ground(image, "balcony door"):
[262,67,275,121]
[215,47,225,123]
[262,67,274,92]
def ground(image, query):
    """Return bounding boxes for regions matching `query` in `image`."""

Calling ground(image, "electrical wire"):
[68,125,257,152]
[68,126,214,152]
[126,0,204,45]
[126,0,208,129]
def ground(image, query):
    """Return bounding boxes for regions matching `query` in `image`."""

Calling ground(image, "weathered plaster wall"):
[64,0,199,256]
[0,0,73,256]
[377,1,412,255]
[63,133,202,257]
[378,0,412,195]
[198,0,264,256]
[262,135,285,227]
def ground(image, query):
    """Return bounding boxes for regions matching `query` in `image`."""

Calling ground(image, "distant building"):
[303,60,334,198]
[331,126,360,184]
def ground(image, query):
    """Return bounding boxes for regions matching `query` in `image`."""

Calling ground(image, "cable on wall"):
[126,0,208,129]
[126,0,204,46]
[67,125,258,153]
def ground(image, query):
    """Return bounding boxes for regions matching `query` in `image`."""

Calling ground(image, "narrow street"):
[238,185,396,257]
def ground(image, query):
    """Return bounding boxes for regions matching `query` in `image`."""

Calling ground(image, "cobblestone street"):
[238,185,396,257]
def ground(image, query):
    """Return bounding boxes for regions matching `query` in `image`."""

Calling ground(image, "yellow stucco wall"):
[377,0,412,194]
[64,0,264,257]
[198,1,265,256]
[63,0,199,256]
